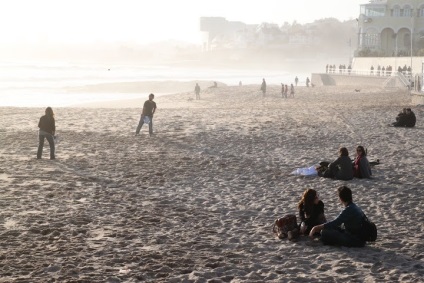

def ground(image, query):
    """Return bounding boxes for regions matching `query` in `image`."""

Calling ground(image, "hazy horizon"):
[2,0,364,46]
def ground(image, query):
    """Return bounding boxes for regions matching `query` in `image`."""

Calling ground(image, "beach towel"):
[291,165,318,176]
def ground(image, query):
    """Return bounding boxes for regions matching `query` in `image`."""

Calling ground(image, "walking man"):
[135,93,157,136]
[195,83,201,100]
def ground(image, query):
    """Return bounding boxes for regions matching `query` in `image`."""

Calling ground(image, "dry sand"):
[0,85,423,282]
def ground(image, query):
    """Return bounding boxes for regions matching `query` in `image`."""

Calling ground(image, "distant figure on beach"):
[318,147,353,181]
[298,189,326,237]
[239,81,242,86]
[353,145,372,179]
[391,108,416,127]
[37,107,56,160]
[306,77,310,87]
[295,76,299,86]
[370,65,374,75]
[281,83,287,98]
[309,186,366,247]
[194,83,201,100]
[135,93,157,136]
[260,78,266,96]
[285,84,288,97]
[289,84,295,98]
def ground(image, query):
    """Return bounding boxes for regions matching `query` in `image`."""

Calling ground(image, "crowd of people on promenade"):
[326,64,352,75]
[325,63,414,77]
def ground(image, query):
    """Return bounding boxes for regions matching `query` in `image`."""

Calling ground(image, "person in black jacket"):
[298,189,326,235]
[37,107,56,159]
[319,147,354,180]
[392,108,416,127]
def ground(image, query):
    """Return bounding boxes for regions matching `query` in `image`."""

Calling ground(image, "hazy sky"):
[0,0,365,44]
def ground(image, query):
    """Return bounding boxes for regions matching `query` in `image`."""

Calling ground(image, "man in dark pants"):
[309,186,366,247]
[135,93,157,136]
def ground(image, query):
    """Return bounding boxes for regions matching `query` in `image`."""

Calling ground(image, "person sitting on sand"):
[318,147,353,181]
[309,186,366,247]
[353,146,372,178]
[392,108,407,127]
[298,189,326,236]
[37,107,56,160]
[404,108,416,127]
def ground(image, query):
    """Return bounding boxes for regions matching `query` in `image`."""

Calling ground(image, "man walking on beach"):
[195,83,201,100]
[260,78,266,96]
[135,93,157,136]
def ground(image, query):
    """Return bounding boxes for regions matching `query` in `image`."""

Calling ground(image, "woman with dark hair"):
[37,107,55,160]
[319,147,353,180]
[298,189,326,235]
[353,146,372,178]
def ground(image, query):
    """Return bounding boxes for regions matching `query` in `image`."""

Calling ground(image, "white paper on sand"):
[291,165,318,176]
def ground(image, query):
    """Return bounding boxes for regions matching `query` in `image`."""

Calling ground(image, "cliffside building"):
[357,0,424,56]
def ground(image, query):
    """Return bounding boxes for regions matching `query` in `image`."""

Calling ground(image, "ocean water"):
[0,61,306,107]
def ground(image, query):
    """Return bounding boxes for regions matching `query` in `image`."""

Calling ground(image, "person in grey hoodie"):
[319,147,353,181]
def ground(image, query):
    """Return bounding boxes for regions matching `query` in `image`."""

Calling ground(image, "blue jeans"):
[321,228,365,247]
[37,133,55,159]
[136,115,153,135]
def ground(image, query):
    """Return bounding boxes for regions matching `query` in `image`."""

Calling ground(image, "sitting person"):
[318,147,353,180]
[392,108,416,127]
[309,186,366,247]
[353,146,372,178]
[298,189,326,236]
[404,108,416,127]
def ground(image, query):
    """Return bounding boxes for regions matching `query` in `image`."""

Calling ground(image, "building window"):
[403,5,412,17]
[364,33,379,47]
[419,5,424,17]
[393,5,401,17]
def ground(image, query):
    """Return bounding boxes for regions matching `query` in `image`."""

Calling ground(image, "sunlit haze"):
[1,0,364,44]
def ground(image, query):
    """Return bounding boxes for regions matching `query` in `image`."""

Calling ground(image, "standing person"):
[298,189,326,236]
[135,93,157,136]
[306,77,310,87]
[309,186,366,247]
[37,107,56,160]
[290,84,295,98]
[295,76,299,86]
[194,83,201,100]
[281,83,286,98]
[260,78,266,96]
[353,146,372,178]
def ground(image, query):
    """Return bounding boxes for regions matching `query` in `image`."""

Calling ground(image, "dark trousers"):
[321,228,365,247]
[136,115,153,135]
[37,134,55,159]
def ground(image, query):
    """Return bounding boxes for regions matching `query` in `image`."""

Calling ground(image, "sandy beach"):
[1,84,423,282]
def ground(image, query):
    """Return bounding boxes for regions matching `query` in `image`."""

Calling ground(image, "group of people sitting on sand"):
[391,108,416,128]
[316,145,372,180]
[275,185,371,247]
[300,186,368,247]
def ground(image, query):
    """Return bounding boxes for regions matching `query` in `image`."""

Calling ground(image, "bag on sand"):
[273,214,297,239]
[359,215,377,242]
